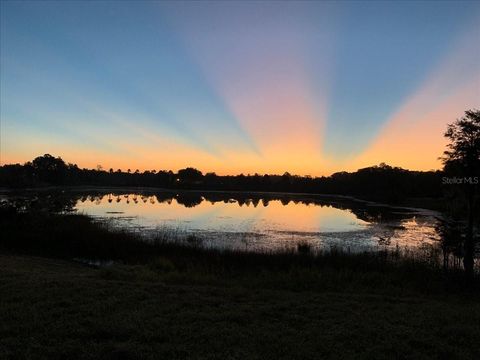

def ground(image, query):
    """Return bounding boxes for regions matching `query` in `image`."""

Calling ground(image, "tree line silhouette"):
[0,155,443,203]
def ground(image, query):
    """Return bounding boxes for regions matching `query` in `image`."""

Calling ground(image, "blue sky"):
[1,1,479,174]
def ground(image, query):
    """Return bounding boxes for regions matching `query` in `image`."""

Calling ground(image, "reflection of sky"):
[1,1,479,174]
[75,195,369,234]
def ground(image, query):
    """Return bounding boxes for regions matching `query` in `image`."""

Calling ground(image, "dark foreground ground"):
[2,254,480,360]
[1,211,480,359]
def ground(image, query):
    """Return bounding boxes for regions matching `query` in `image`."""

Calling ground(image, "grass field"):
[1,254,480,360]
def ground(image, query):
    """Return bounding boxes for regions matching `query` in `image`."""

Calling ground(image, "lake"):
[2,189,442,252]
[31,189,440,253]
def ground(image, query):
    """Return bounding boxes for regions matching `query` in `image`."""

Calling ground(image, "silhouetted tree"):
[442,109,480,280]
[31,154,68,184]
[177,167,203,184]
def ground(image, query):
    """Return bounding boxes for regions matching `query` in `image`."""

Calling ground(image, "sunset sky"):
[1,0,479,176]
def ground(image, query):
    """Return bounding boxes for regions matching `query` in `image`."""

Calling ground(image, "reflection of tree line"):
[3,189,425,226]
[76,192,327,208]
[72,191,418,223]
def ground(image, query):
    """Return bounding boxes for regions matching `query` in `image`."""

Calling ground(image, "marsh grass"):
[1,209,476,294]
[296,241,312,254]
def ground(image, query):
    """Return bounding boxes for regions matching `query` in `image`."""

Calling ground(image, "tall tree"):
[442,109,480,280]
[31,154,68,184]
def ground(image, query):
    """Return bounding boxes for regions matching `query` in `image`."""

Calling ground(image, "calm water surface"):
[71,191,441,252]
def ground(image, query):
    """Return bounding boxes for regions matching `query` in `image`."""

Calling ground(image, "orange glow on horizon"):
[347,77,479,173]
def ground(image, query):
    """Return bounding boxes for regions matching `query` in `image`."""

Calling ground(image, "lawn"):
[1,254,480,360]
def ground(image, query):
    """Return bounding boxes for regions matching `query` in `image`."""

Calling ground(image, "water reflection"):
[1,189,443,252]
[70,191,441,252]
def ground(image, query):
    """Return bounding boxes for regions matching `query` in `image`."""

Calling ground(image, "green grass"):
[1,210,480,359]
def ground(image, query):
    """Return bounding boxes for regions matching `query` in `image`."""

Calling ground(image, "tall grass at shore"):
[2,207,477,294]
